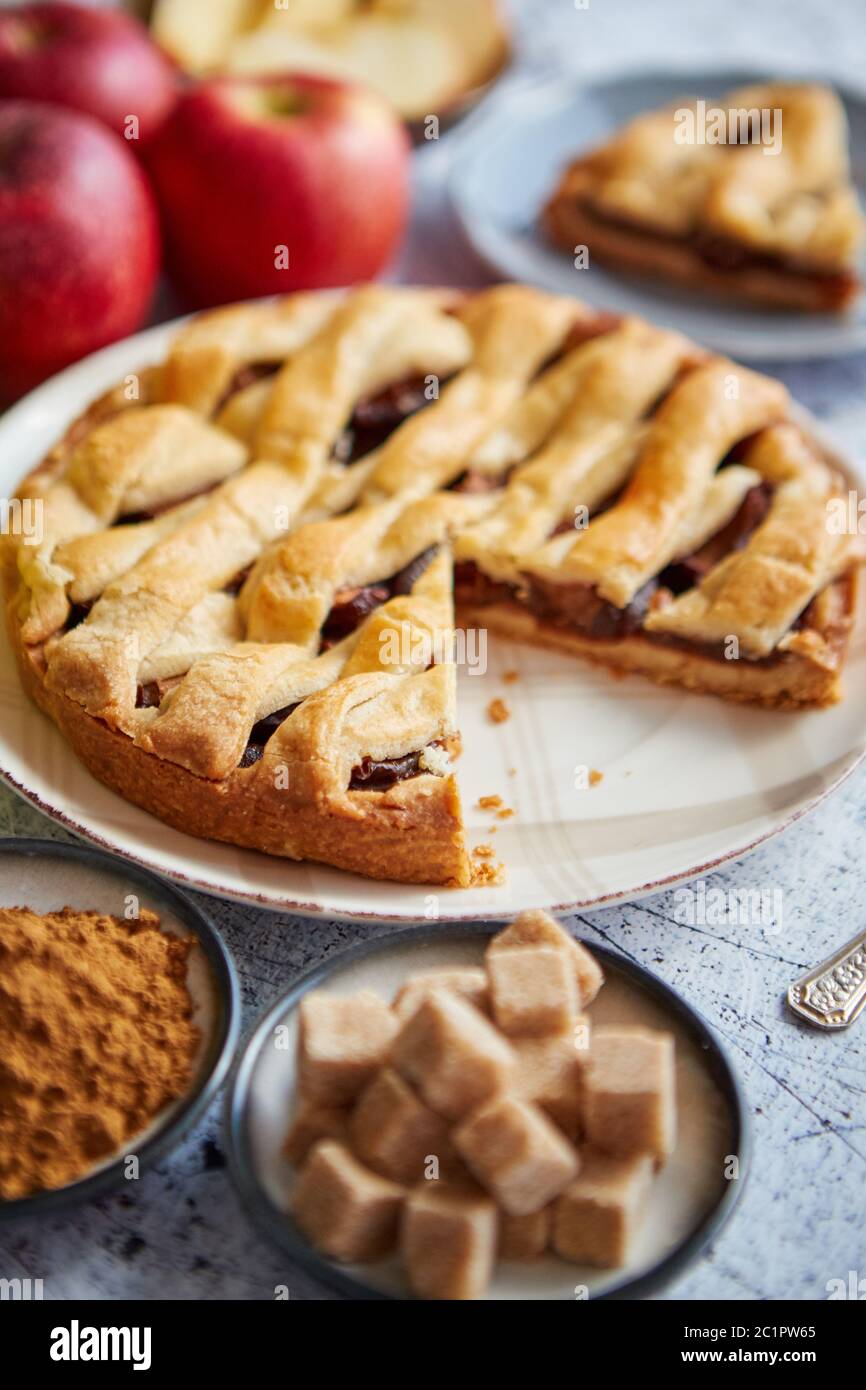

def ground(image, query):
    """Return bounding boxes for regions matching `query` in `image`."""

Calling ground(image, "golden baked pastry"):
[4,286,863,886]
[544,82,865,312]
[150,0,509,123]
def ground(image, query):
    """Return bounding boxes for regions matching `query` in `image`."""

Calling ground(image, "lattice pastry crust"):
[544,82,865,312]
[4,285,863,885]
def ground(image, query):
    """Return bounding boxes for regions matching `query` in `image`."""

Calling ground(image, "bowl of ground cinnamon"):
[0,838,240,1214]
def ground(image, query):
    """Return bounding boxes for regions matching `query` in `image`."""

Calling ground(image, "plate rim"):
[223,923,753,1301]
[1,747,863,923]
[448,63,866,362]
[0,312,864,923]
[0,835,242,1220]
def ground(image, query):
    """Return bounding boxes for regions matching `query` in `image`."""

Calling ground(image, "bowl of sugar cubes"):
[226,911,749,1300]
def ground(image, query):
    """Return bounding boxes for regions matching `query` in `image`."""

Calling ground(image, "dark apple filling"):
[659,481,771,595]
[332,375,439,466]
[215,361,282,415]
[692,231,857,297]
[134,676,183,710]
[449,468,505,495]
[527,573,657,638]
[575,200,859,306]
[453,561,514,607]
[526,482,772,641]
[224,564,253,597]
[136,681,162,709]
[322,584,391,643]
[64,600,93,632]
[238,703,300,768]
[349,739,448,791]
[136,677,300,767]
[458,481,777,655]
[349,750,424,789]
[389,544,440,596]
[239,719,447,781]
[319,545,439,649]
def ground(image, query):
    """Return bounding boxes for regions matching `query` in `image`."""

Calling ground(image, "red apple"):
[0,2,177,147]
[145,72,410,306]
[0,101,161,403]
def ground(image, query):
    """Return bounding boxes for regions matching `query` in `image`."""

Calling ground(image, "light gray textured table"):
[2,0,865,1301]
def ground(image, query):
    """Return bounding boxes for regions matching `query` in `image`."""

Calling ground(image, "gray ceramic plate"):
[0,837,241,1218]
[226,925,750,1301]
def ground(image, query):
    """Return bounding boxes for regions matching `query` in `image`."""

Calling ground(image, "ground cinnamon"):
[0,905,200,1200]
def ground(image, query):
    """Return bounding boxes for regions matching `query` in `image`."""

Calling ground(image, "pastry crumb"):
[487,697,510,724]
[507,767,516,777]
[477,794,503,810]
[471,858,506,887]
[472,843,495,858]
[496,807,515,819]
[418,743,452,777]
[502,670,519,684]
[589,769,604,787]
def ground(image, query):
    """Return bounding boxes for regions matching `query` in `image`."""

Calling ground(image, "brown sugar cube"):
[393,967,489,1023]
[391,990,515,1121]
[402,1181,497,1299]
[292,1140,404,1262]
[583,1027,676,1164]
[499,1206,552,1261]
[553,1148,654,1267]
[349,1067,455,1185]
[489,910,604,1007]
[488,945,578,1036]
[298,990,397,1105]
[511,1024,589,1141]
[284,1101,350,1165]
[454,1095,580,1216]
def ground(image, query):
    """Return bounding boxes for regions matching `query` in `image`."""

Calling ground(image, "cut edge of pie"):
[459,574,858,711]
[3,284,864,887]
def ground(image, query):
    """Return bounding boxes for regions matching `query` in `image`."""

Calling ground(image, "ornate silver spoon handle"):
[787,930,866,1030]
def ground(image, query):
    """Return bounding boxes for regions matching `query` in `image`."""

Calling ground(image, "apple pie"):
[150,0,509,124]
[4,286,863,886]
[544,82,865,312]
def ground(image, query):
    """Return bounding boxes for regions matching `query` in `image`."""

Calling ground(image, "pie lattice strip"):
[138,545,460,780]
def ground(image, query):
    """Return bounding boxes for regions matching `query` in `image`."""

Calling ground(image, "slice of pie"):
[150,0,510,123]
[544,82,865,313]
[4,286,863,886]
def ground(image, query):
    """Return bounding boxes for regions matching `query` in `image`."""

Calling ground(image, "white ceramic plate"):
[1,320,864,922]
[449,67,866,361]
